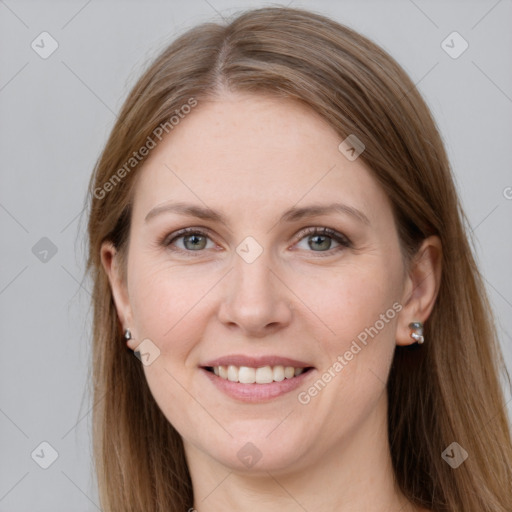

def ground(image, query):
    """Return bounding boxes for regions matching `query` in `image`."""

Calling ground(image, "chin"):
[197,426,314,474]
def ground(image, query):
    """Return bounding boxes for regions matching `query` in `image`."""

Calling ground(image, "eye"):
[161,226,351,256]
[293,227,351,255]
[163,227,216,253]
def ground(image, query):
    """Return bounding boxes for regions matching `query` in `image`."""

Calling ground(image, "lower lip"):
[200,367,315,403]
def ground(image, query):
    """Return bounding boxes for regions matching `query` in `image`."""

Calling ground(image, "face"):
[106,92,414,474]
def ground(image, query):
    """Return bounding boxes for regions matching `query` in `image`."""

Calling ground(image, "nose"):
[217,250,293,338]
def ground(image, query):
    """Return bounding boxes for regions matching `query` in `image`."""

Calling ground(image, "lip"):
[201,354,313,368]
[201,367,315,402]
[200,365,316,404]
[200,354,316,403]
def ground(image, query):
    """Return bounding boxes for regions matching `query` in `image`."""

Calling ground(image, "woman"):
[85,6,512,511]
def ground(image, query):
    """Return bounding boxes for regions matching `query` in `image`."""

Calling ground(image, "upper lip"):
[202,355,314,369]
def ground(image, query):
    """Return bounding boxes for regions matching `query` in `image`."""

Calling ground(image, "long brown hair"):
[85,7,512,511]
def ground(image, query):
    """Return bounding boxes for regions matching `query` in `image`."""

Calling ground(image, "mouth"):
[202,365,314,384]
[199,356,316,402]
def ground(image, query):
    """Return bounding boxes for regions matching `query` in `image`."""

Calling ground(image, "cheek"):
[127,253,210,358]
[302,263,400,352]
[294,268,399,428]
[299,262,402,417]
[129,247,208,324]
[127,256,214,436]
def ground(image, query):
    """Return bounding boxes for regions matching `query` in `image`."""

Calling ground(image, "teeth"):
[211,365,307,383]
[273,365,285,382]
[255,366,273,384]
[239,366,256,384]
[218,365,228,379]
[284,366,295,379]
[227,365,239,382]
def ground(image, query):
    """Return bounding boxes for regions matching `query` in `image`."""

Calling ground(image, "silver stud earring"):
[408,321,424,344]
[124,328,132,341]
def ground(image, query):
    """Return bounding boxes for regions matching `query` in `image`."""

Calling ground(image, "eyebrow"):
[144,201,371,226]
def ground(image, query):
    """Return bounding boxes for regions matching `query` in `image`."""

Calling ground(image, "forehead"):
[131,93,391,227]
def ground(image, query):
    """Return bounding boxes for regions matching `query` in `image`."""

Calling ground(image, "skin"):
[102,92,441,511]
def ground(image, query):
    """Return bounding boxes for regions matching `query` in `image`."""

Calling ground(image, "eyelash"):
[160,226,352,257]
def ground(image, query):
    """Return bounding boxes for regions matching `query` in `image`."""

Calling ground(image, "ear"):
[100,241,137,350]
[396,235,442,346]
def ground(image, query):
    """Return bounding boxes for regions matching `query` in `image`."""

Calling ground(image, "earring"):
[408,321,424,344]
[124,328,132,341]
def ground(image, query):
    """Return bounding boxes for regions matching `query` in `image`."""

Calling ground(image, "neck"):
[185,391,417,512]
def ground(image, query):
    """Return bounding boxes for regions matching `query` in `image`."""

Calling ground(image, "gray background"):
[1,0,511,510]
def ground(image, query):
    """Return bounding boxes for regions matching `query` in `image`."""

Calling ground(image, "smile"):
[201,364,315,402]
[206,365,311,384]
